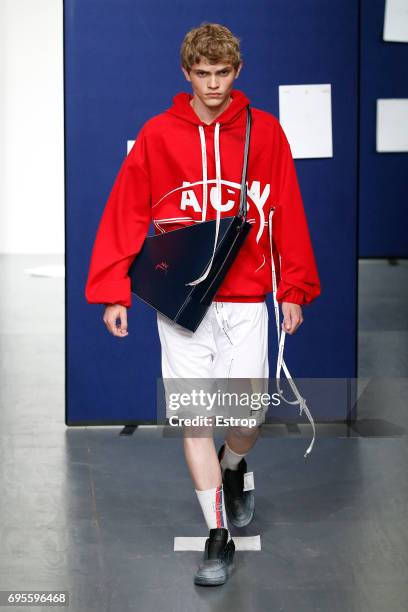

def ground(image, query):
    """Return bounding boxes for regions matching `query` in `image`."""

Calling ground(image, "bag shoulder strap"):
[238,105,252,220]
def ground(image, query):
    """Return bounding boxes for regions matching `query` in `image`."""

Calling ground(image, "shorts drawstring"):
[214,303,233,345]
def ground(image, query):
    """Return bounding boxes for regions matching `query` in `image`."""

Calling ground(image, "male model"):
[85,22,321,586]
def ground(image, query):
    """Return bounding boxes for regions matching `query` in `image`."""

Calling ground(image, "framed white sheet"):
[383,0,408,43]
[278,84,333,159]
[376,98,408,152]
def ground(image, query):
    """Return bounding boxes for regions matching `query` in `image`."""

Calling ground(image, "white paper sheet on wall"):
[278,84,333,159]
[383,0,408,43]
[127,140,135,154]
[376,99,408,152]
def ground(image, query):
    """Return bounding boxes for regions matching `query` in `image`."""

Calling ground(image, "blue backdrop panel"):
[359,0,408,257]
[65,0,358,425]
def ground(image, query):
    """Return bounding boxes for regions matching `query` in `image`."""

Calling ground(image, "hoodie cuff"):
[85,278,132,308]
[276,286,306,305]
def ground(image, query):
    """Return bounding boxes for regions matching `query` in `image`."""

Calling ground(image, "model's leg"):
[157,310,235,586]
[183,424,221,490]
[221,373,268,466]
[213,301,269,454]
[221,424,260,471]
[212,301,269,526]
[156,311,231,536]
[183,422,230,538]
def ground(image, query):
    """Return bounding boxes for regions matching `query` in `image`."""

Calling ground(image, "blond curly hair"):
[180,22,242,72]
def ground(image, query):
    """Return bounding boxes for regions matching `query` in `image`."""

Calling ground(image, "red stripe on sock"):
[215,485,224,527]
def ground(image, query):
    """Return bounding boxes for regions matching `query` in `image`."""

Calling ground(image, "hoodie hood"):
[166,88,250,126]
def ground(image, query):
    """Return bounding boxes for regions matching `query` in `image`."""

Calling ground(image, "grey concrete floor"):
[0,255,407,611]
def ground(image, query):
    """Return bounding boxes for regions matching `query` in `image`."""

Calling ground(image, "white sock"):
[220,441,247,474]
[195,484,231,541]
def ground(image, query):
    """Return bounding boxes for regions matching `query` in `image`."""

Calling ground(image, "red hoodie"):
[85,89,321,308]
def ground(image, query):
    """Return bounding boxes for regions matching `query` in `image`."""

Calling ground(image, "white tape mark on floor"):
[174,535,261,551]
[24,265,65,278]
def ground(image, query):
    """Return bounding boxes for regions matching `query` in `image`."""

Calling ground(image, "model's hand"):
[281,302,303,335]
[103,304,128,337]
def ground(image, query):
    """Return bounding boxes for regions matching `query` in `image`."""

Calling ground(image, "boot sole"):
[194,562,235,586]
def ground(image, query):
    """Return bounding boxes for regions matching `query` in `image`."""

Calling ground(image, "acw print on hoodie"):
[85,89,321,308]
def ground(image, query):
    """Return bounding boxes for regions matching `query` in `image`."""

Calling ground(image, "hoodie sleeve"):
[271,122,321,306]
[85,126,151,308]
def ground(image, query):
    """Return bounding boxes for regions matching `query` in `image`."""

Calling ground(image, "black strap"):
[238,105,252,220]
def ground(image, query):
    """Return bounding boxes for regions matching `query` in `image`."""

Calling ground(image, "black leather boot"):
[218,443,255,527]
[194,527,235,586]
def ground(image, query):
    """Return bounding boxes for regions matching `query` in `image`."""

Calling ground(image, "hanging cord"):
[268,208,316,459]
[186,123,222,286]
[187,107,251,287]
[198,124,208,223]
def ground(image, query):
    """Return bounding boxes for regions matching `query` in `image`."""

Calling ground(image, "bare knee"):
[228,424,260,439]
[183,424,214,444]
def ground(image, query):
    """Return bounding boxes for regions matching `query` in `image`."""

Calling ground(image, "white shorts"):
[156,301,270,425]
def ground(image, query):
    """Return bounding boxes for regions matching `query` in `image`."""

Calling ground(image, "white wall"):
[0,0,64,254]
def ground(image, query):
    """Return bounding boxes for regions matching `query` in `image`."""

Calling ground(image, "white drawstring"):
[198,125,208,222]
[214,302,233,345]
[268,208,316,459]
[186,123,222,287]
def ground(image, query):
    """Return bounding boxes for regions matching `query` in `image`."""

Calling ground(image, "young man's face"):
[182,58,242,110]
